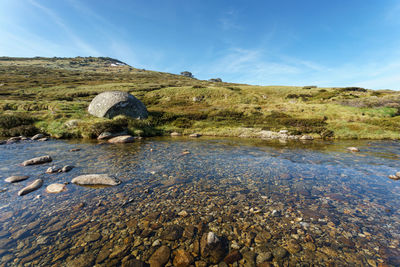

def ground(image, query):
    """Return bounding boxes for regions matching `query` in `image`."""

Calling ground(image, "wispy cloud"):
[28,0,100,56]
[198,47,323,85]
[219,9,242,31]
[195,45,400,90]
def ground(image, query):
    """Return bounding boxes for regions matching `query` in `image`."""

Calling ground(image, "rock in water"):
[108,135,135,143]
[200,232,228,264]
[31,134,45,140]
[61,165,74,172]
[173,249,194,267]
[5,175,29,183]
[347,147,360,152]
[97,131,115,140]
[272,247,288,260]
[46,166,61,173]
[170,132,182,136]
[22,155,52,166]
[71,174,121,186]
[189,133,202,138]
[148,245,170,267]
[388,175,400,181]
[46,183,66,193]
[88,91,148,119]
[18,179,43,196]
[300,135,313,140]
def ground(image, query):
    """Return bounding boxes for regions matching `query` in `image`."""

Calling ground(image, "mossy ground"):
[1,56,400,139]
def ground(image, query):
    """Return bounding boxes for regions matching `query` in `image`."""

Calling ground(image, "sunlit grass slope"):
[1,56,400,139]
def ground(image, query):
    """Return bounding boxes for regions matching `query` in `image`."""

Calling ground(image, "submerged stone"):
[108,135,135,143]
[46,183,66,193]
[347,147,360,152]
[71,174,121,186]
[148,245,170,267]
[18,179,43,196]
[22,155,52,166]
[5,175,29,183]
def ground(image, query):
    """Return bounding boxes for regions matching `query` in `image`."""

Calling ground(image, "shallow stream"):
[0,137,399,266]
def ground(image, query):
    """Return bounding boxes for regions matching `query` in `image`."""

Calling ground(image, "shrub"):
[321,129,335,139]
[0,125,39,137]
[339,87,367,92]
[209,110,244,122]
[225,86,241,92]
[192,85,206,89]
[0,114,35,129]
[303,85,317,89]
[286,94,312,100]
[209,78,222,82]
[172,117,194,128]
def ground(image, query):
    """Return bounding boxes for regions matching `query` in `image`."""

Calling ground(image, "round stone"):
[88,91,148,119]
[46,183,66,193]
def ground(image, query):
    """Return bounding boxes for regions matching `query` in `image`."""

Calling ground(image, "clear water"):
[0,138,399,266]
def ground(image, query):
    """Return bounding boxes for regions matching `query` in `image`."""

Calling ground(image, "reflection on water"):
[0,137,399,266]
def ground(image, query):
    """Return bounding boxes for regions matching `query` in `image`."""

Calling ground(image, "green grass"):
[1,56,400,139]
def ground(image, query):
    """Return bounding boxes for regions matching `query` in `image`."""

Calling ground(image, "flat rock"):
[18,179,43,196]
[108,135,135,143]
[88,91,148,119]
[31,134,45,140]
[46,183,66,193]
[347,147,360,152]
[71,174,121,186]
[5,175,29,183]
[189,133,202,138]
[300,135,313,140]
[22,155,52,166]
[170,132,182,136]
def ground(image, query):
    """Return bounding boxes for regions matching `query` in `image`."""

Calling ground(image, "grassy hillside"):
[1,56,400,139]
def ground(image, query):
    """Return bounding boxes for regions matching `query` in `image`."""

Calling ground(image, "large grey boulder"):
[88,91,148,119]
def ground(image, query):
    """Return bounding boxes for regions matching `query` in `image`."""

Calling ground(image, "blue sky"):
[1,0,400,89]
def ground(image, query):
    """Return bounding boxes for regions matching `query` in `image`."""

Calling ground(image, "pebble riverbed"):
[0,137,399,266]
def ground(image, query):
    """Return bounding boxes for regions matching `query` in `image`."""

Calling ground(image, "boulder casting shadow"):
[88,91,148,119]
